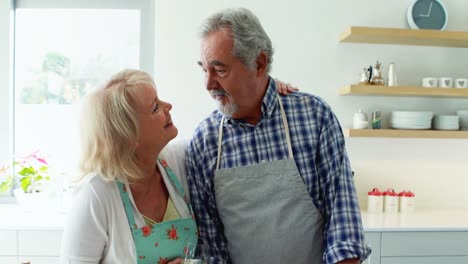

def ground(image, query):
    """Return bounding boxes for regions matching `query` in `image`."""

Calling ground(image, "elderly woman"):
[60,69,295,264]
[61,69,196,264]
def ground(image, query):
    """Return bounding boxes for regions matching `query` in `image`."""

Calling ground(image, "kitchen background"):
[1,1,467,263]
[0,0,467,210]
[154,0,468,211]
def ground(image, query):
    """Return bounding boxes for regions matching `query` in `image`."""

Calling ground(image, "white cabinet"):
[380,256,468,264]
[381,231,468,256]
[17,230,62,256]
[365,231,468,263]
[0,257,17,264]
[363,232,380,264]
[18,256,60,264]
[0,229,62,263]
[0,230,17,256]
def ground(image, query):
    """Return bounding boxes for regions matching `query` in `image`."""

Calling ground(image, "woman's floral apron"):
[117,159,198,264]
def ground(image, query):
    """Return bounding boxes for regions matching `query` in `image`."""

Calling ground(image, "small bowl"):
[353,120,369,129]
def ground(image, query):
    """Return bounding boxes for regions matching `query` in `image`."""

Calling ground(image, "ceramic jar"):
[367,188,383,213]
[383,188,398,214]
[399,190,415,213]
[353,109,369,129]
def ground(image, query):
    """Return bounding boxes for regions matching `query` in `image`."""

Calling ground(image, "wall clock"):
[407,0,448,30]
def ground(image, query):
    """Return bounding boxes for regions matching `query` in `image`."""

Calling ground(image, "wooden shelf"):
[344,129,468,139]
[339,85,468,98]
[339,26,468,48]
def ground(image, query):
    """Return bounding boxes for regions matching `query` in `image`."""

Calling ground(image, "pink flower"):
[36,157,48,165]
[30,151,48,165]
[17,150,48,167]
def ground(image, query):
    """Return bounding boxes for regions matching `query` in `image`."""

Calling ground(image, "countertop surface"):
[1,204,468,231]
[362,209,468,231]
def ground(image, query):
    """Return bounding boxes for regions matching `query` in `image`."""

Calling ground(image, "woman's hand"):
[275,78,299,95]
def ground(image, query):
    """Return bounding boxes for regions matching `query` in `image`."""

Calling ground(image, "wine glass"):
[184,240,209,264]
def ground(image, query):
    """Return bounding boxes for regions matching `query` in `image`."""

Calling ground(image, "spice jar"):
[372,111,382,129]
[367,188,383,213]
[383,188,398,213]
[399,190,415,213]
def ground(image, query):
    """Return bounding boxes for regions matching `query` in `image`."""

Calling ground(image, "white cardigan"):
[60,139,190,264]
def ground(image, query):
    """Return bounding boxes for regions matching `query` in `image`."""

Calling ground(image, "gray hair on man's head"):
[78,69,155,183]
[200,7,274,73]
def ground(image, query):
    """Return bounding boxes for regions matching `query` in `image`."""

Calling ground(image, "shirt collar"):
[261,77,278,119]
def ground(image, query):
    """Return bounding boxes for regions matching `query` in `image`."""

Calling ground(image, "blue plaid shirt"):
[186,78,371,264]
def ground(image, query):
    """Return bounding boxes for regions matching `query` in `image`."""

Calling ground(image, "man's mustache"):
[211,90,228,96]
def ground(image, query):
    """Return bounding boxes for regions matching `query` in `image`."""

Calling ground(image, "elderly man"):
[186,7,371,264]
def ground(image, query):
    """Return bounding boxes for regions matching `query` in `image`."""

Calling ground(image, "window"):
[0,0,154,200]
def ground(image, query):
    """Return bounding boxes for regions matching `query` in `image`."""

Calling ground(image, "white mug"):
[422,77,438,88]
[439,77,453,88]
[455,78,468,88]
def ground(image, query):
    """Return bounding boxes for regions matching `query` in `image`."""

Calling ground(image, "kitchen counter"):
[0,204,67,230]
[362,209,468,232]
[1,204,468,231]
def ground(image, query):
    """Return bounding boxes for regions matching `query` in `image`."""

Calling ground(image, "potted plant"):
[0,151,53,210]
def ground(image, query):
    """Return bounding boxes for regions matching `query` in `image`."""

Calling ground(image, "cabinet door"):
[17,230,62,256]
[381,256,468,264]
[0,230,17,255]
[0,257,17,264]
[381,231,468,256]
[18,256,60,264]
[363,232,381,264]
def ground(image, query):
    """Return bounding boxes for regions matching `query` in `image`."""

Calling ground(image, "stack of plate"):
[390,111,433,130]
[433,115,459,130]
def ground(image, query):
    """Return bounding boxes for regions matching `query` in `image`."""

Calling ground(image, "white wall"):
[155,0,468,210]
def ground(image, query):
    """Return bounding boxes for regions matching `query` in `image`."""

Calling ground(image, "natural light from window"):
[14,9,140,186]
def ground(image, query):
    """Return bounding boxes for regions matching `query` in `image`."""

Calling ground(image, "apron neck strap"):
[117,181,138,230]
[276,94,294,159]
[216,116,226,170]
[158,159,194,213]
[117,159,194,230]
[216,94,294,170]
[158,159,185,197]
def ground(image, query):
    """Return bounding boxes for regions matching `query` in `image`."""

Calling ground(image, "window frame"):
[0,1,15,201]
[0,0,154,201]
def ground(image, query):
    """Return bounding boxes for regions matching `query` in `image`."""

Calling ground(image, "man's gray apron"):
[214,95,324,264]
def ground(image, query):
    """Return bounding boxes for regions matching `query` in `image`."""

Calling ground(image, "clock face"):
[411,0,447,30]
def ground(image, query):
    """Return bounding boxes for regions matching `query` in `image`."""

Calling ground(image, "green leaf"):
[0,176,14,192]
[21,177,31,192]
[18,166,34,176]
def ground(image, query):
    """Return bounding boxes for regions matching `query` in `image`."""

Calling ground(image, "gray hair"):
[78,69,155,183]
[200,7,274,73]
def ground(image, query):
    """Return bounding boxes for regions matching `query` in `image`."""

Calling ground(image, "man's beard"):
[211,90,238,117]
[218,101,238,117]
